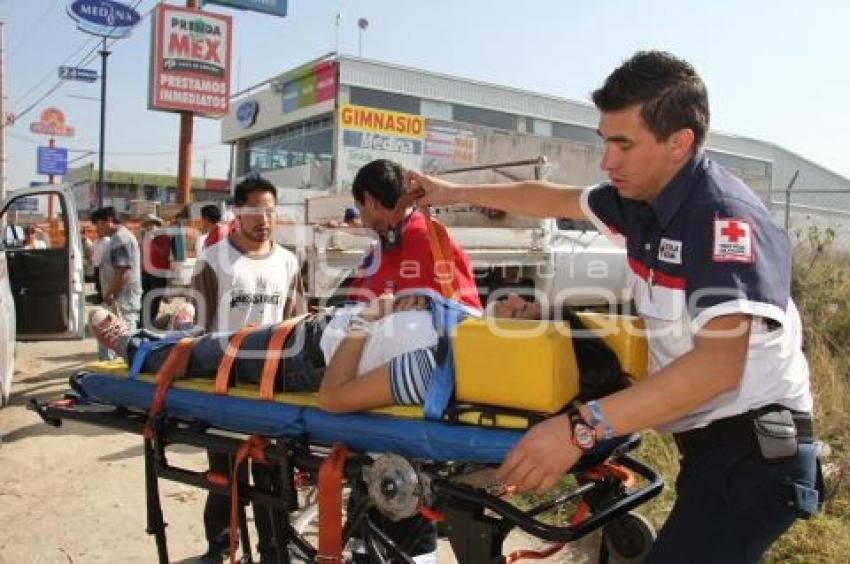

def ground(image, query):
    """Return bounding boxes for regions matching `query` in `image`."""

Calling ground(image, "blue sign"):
[37,147,69,176]
[59,66,99,82]
[235,99,259,128]
[201,0,287,18]
[67,0,141,39]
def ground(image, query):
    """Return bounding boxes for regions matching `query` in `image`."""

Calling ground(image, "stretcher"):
[30,302,662,563]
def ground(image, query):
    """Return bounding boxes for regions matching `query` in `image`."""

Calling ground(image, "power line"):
[8,0,152,121]
[7,1,60,59]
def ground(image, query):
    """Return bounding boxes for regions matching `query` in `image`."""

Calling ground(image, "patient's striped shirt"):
[389,348,437,405]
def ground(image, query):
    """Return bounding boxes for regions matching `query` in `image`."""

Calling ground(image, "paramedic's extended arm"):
[407,170,587,220]
[498,314,752,494]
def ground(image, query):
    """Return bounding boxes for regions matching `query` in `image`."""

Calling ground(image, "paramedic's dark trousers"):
[646,435,818,563]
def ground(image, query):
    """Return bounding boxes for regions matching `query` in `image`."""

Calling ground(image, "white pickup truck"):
[275,158,629,308]
[0,185,86,405]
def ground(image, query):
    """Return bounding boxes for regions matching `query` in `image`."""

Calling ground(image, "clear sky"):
[1,0,848,191]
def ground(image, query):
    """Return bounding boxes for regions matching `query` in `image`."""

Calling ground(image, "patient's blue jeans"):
[123,319,325,392]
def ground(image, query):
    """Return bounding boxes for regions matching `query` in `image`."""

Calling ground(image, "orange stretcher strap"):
[422,209,458,299]
[317,443,348,563]
[228,434,268,564]
[214,325,255,395]
[258,314,309,400]
[143,337,195,439]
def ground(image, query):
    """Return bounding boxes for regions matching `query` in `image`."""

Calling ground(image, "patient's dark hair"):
[592,50,709,148]
[352,159,405,209]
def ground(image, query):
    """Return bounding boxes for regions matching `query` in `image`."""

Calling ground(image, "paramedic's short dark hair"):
[592,50,710,148]
[91,206,119,223]
[233,176,277,207]
[352,159,405,209]
[200,204,222,224]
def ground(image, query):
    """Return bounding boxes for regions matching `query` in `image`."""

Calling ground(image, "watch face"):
[573,423,596,450]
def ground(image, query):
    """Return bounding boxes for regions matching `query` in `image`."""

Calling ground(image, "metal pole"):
[177,0,198,205]
[98,36,110,207]
[48,137,55,184]
[784,169,799,232]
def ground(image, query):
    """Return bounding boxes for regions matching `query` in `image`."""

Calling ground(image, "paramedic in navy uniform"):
[409,50,818,564]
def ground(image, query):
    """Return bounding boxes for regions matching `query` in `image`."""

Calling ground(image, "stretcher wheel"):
[602,511,655,564]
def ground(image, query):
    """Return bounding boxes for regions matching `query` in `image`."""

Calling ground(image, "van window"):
[1,193,68,250]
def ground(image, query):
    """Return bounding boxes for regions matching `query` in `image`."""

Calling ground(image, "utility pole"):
[0,21,6,201]
[97,36,110,207]
[177,0,198,205]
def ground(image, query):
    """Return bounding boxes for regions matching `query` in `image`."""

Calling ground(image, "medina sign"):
[67,0,140,39]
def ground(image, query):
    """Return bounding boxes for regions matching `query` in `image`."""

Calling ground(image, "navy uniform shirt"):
[580,152,812,432]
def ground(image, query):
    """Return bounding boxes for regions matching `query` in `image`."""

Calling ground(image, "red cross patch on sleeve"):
[713,218,754,263]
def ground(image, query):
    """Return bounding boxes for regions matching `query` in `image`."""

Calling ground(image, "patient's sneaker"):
[89,307,132,353]
[169,302,196,330]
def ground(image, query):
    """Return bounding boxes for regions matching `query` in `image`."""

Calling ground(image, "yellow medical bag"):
[452,315,647,415]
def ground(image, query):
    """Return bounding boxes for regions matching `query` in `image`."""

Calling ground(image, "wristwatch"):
[566,407,597,451]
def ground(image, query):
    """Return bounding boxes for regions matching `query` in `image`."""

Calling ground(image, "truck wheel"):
[602,512,656,564]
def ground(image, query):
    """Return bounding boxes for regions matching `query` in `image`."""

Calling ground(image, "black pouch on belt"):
[753,409,798,462]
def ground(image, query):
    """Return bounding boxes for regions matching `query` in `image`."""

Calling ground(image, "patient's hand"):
[358,292,395,322]
[393,295,428,312]
[496,414,582,495]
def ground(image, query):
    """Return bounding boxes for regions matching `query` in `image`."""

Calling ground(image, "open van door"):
[0,185,86,401]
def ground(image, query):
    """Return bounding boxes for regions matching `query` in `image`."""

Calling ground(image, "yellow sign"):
[339,104,424,139]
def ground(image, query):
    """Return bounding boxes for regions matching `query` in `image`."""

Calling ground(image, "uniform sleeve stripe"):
[579,184,625,245]
[691,299,788,334]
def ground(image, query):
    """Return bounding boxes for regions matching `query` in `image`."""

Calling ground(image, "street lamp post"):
[97,37,110,207]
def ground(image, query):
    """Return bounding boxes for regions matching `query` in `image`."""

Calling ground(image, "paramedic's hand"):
[497,414,582,495]
[407,170,459,207]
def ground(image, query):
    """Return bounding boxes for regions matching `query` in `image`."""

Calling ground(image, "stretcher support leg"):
[144,436,170,564]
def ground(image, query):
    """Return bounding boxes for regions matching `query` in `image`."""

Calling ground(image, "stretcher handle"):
[431,453,662,543]
[215,325,255,395]
[259,315,309,400]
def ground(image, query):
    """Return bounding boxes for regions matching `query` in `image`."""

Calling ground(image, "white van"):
[0,185,86,406]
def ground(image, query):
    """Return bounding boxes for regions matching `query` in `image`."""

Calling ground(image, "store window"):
[453,104,516,131]
[245,115,333,174]
[551,122,601,146]
[349,87,421,115]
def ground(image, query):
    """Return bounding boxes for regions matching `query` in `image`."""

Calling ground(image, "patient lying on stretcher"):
[90,293,477,413]
[89,292,630,414]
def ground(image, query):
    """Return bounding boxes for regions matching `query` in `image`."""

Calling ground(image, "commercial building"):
[221,54,850,244]
[65,165,229,218]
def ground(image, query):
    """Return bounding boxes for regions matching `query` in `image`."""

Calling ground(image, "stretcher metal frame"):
[30,376,663,564]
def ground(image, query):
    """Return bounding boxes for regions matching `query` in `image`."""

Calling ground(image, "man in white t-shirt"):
[188,176,301,563]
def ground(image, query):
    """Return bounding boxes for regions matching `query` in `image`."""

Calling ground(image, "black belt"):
[673,405,814,461]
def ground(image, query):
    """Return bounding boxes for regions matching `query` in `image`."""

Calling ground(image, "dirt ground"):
[0,309,599,563]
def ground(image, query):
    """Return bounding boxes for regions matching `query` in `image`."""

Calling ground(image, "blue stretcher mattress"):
[75,371,529,463]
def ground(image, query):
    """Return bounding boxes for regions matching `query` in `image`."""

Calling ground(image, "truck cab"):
[0,185,86,405]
